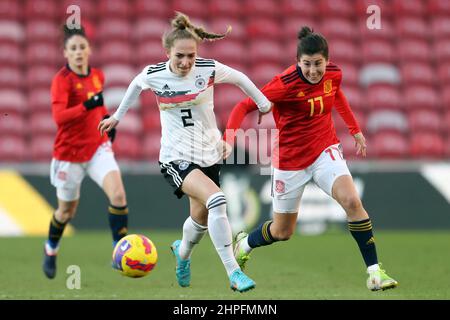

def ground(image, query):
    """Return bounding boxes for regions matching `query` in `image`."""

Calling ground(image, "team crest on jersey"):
[76,83,83,90]
[93,75,102,90]
[195,77,206,89]
[275,180,285,193]
[178,161,190,171]
[323,80,332,94]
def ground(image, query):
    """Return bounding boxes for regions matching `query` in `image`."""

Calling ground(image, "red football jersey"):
[51,65,108,162]
[225,62,361,170]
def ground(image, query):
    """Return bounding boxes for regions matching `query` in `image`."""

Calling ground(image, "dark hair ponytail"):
[63,24,87,47]
[297,26,328,60]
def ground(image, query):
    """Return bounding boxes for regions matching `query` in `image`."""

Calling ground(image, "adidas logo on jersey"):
[162,84,171,90]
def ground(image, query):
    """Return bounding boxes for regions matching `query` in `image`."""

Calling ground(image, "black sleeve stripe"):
[147,67,166,75]
[280,70,298,81]
[196,58,214,63]
[195,61,215,65]
[195,64,215,67]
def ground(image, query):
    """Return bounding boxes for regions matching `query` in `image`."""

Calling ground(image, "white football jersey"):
[113,58,271,167]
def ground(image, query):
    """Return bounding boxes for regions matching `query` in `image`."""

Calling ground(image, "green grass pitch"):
[1,230,449,300]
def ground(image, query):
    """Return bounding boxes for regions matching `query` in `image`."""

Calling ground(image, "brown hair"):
[63,24,87,47]
[297,26,329,60]
[162,12,231,50]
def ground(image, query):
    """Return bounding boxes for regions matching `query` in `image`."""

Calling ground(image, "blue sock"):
[47,215,68,249]
[108,204,128,244]
[348,218,378,267]
[247,221,276,248]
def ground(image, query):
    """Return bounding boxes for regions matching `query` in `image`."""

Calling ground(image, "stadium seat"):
[0,42,22,66]
[281,0,317,18]
[248,40,285,65]
[359,19,395,41]
[249,63,284,88]
[134,18,169,42]
[282,17,320,44]
[0,90,28,115]
[0,135,27,162]
[320,18,359,41]
[431,16,450,39]
[26,66,57,90]
[171,0,208,19]
[327,39,361,65]
[356,0,393,19]
[99,41,133,65]
[142,132,161,161]
[438,62,450,85]
[112,133,141,160]
[443,111,450,134]
[410,132,445,158]
[96,19,132,43]
[335,63,359,86]
[29,112,57,135]
[246,17,282,40]
[29,134,54,162]
[142,111,161,133]
[0,0,21,20]
[26,43,60,67]
[340,85,364,110]
[207,18,247,42]
[395,17,428,40]
[366,110,408,134]
[245,0,280,18]
[140,91,158,112]
[433,39,450,63]
[446,136,450,158]
[137,41,168,66]
[98,0,132,19]
[428,0,450,15]
[28,89,52,112]
[0,21,25,44]
[209,40,248,65]
[25,0,58,21]
[443,90,450,111]
[367,84,403,110]
[103,64,137,88]
[361,40,396,64]
[393,0,425,17]
[0,67,23,90]
[134,0,171,18]
[333,109,366,136]
[209,0,242,18]
[115,110,143,135]
[0,113,26,136]
[319,0,354,18]
[404,86,441,110]
[60,0,97,21]
[397,39,431,63]
[214,85,247,113]
[371,131,409,158]
[408,109,442,134]
[104,87,140,112]
[400,62,435,86]
[359,63,401,87]
[26,20,59,43]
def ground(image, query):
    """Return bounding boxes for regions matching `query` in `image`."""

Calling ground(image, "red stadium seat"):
[0,21,25,44]
[29,134,55,162]
[410,133,445,158]
[246,18,282,40]
[400,62,435,86]
[208,18,247,42]
[433,39,450,63]
[0,0,21,20]
[134,18,169,42]
[428,0,450,15]
[393,0,425,17]
[248,40,285,65]
[361,40,396,64]
[134,0,171,18]
[245,0,280,18]
[26,20,59,43]
[320,18,359,41]
[443,111,450,134]
[137,41,168,66]
[171,0,208,19]
[446,136,450,158]
[103,64,136,88]
[60,0,97,21]
[319,0,354,18]
[408,109,442,134]
[431,16,450,39]
[0,42,22,66]
[29,112,57,135]
[282,17,320,44]
[28,89,52,112]
[371,132,409,158]
[142,132,161,161]
[336,63,359,86]
[112,133,141,160]
[366,110,408,134]
[356,0,393,19]
[209,40,248,65]
[249,63,284,88]
[438,63,450,85]
[282,0,318,19]
[142,111,161,133]
[98,0,132,19]
[99,41,133,65]
[443,90,450,110]
[0,90,28,115]
[0,135,27,162]
[0,67,23,90]
[359,19,395,41]
[395,17,428,40]
[116,110,143,135]
[397,39,431,62]
[367,84,403,110]
[404,86,441,110]
[25,0,58,21]
[96,19,132,43]
[0,113,26,136]
[333,109,366,136]
[337,134,361,160]
[340,85,364,110]
[26,43,61,66]
[327,40,361,65]
[26,66,57,90]
[214,85,247,113]
[140,91,158,112]
[209,0,242,18]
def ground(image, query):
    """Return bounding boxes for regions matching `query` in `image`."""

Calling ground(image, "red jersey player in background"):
[42,25,129,279]
[226,26,398,291]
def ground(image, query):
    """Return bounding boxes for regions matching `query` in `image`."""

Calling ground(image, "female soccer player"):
[98,12,271,292]
[43,25,129,279]
[225,26,398,291]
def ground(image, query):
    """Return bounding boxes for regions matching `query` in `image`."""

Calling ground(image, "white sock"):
[206,192,240,276]
[179,216,208,260]
[367,264,380,272]
[242,236,253,254]
[45,241,59,256]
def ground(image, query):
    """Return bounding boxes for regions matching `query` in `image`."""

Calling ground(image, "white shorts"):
[272,143,351,213]
[50,141,120,201]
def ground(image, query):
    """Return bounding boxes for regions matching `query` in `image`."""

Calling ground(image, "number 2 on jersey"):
[180,109,194,127]
[307,96,324,117]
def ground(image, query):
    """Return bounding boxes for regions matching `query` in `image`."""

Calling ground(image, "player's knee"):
[339,195,362,213]
[110,188,127,207]
[55,207,76,222]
